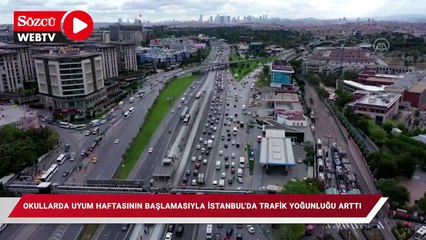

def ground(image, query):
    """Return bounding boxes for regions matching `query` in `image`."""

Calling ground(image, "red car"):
[195,162,201,169]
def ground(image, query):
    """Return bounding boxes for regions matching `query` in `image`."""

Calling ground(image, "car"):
[165,232,173,240]
[224,143,228,148]
[228,177,234,184]
[62,170,69,177]
[225,162,229,168]
[199,137,203,142]
[168,128,173,133]
[203,159,208,165]
[226,228,234,237]
[236,143,240,148]
[110,119,117,124]
[84,130,91,136]
[292,141,296,146]
[205,150,210,155]
[236,224,243,228]
[91,157,97,163]
[191,179,197,186]
[232,140,236,145]
[70,152,76,162]
[247,225,255,234]
[224,155,229,160]
[148,147,153,153]
[212,180,218,186]
[219,150,223,156]
[121,224,131,232]
[196,144,201,150]
[80,150,86,156]
[221,172,226,178]
[185,169,191,176]
[231,153,236,158]
[114,139,119,144]
[192,156,196,162]
[203,140,208,145]
[171,109,174,113]
[167,224,175,232]
[198,155,202,161]
[237,177,243,183]
[297,157,302,164]
[177,104,182,109]
[215,233,221,240]
[236,233,243,240]
[182,177,188,183]
[193,170,198,176]
[231,167,235,174]
[195,162,201,169]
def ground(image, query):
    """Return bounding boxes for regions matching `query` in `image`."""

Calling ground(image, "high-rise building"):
[199,14,203,22]
[85,44,119,80]
[109,42,138,72]
[34,52,107,112]
[209,16,213,22]
[0,44,34,83]
[0,49,22,93]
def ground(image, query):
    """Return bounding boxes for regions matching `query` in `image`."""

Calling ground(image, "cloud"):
[88,4,119,11]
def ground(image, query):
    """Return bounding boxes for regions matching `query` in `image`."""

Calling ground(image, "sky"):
[1,0,425,24]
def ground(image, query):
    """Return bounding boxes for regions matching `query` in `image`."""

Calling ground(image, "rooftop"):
[343,80,386,92]
[265,92,299,102]
[352,92,401,108]
[272,60,294,72]
[259,129,295,166]
[33,51,101,60]
[407,82,426,94]
[276,110,306,121]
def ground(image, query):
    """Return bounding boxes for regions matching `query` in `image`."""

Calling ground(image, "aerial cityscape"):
[1,0,426,240]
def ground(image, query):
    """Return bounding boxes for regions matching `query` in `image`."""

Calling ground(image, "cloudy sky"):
[1,0,425,23]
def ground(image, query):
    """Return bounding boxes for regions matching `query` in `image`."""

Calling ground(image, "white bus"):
[56,153,66,165]
[59,121,70,128]
[206,224,213,239]
[75,124,86,130]
[129,107,135,113]
[124,111,131,118]
[40,164,58,182]
[415,226,426,240]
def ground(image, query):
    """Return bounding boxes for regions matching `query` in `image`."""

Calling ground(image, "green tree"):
[377,179,410,208]
[342,70,359,81]
[273,224,305,240]
[382,121,394,133]
[416,193,426,212]
[335,89,353,108]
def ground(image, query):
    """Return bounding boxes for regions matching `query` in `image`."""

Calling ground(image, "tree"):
[335,89,353,108]
[273,224,305,240]
[377,179,410,208]
[342,70,359,81]
[416,193,426,212]
[382,121,394,133]
[262,65,270,76]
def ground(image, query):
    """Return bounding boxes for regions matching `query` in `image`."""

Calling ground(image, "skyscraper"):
[199,14,203,22]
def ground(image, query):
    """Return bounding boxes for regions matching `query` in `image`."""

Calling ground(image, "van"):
[176,225,184,237]
[216,161,221,170]
[237,168,243,177]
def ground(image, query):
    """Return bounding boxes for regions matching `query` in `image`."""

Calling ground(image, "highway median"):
[114,74,198,179]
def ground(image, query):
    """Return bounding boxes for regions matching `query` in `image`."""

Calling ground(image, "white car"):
[199,137,203,142]
[297,158,302,164]
[203,159,208,165]
[237,177,243,184]
[221,172,226,178]
[114,139,119,144]
[191,179,197,186]
[171,109,174,113]
[196,144,201,150]
[148,148,153,153]
[212,180,218,186]
[192,156,196,162]
[84,131,91,136]
[231,153,236,158]
[219,150,223,156]
[165,232,173,240]
[247,225,255,234]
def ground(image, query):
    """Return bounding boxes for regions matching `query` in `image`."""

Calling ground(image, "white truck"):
[207,140,213,149]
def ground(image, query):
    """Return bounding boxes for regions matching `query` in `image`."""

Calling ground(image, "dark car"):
[193,169,198,176]
[236,224,243,228]
[121,224,130,232]
[217,224,223,228]
[64,144,70,152]
[224,155,229,160]
[186,169,191,176]
[236,233,243,240]
[215,233,221,240]
[225,162,229,168]
[62,170,69,177]
[176,225,184,237]
[182,177,188,183]
[228,177,233,184]
[167,224,175,232]
[226,228,234,236]
[224,143,228,148]
[236,143,240,148]
[205,150,209,155]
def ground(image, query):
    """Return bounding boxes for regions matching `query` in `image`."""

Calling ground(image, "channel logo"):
[14,10,94,43]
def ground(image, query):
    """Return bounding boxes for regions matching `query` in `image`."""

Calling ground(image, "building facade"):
[403,82,426,109]
[347,92,401,124]
[110,42,138,72]
[34,52,107,112]
[85,44,119,80]
[0,44,34,83]
[270,60,295,87]
[0,49,23,93]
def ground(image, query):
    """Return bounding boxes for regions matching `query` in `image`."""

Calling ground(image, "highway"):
[304,78,395,240]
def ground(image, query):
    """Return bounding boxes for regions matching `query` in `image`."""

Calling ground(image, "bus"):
[40,164,58,182]
[129,107,135,113]
[56,153,66,165]
[124,111,131,118]
[183,114,190,124]
[180,107,189,120]
[89,141,98,151]
[59,121,70,128]
[196,92,201,98]
[415,226,426,240]
[75,124,86,130]
[92,127,100,134]
[206,224,213,239]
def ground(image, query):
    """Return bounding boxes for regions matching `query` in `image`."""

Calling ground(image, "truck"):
[207,140,213,149]
[197,173,205,185]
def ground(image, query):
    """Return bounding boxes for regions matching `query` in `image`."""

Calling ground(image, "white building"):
[0,49,23,93]
[347,92,401,124]
[85,44,119,80]
[34,52,107,112]
[337,79,386,93]
[110,42,138,72]
[276,110,308,127]
[259,128,295,169]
